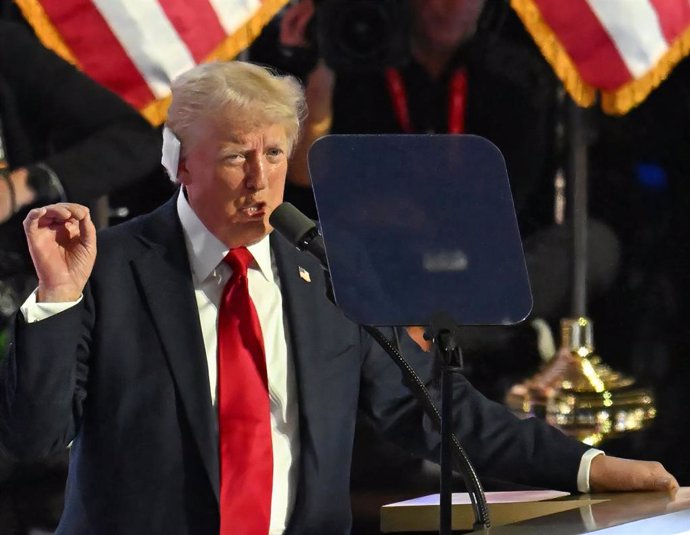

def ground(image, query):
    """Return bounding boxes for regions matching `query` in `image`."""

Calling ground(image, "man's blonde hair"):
[166,61,306,155]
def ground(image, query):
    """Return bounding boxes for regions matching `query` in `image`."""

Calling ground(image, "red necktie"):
[217,247,273,535]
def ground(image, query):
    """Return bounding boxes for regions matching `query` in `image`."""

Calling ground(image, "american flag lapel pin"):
[298,266,311,283]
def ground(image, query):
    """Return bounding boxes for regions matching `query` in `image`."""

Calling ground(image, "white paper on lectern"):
[383,489,570,508]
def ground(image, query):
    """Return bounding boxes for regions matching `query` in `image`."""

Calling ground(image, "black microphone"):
[269,202,328,269]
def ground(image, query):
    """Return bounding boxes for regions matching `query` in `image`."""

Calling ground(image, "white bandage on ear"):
[161,126,181,182]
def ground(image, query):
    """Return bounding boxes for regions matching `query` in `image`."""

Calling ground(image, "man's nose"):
[245,157,268,191]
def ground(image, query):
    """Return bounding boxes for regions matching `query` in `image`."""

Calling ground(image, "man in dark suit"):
[0,61,677,535]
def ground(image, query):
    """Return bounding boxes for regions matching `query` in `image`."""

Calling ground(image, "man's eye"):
[267,148,284,159]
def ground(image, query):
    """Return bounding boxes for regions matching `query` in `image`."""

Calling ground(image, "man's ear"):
[177,157,190,185]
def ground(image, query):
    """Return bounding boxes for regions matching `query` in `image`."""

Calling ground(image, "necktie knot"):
[223,247,254,278]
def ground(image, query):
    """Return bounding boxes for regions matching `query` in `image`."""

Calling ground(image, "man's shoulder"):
[97,212,151,251]
[96,197,179,260]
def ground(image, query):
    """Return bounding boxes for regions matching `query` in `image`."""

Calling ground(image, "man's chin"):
[239,220,271,246]
[216,219,270,248]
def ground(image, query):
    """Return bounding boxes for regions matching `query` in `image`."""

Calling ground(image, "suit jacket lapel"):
[271,233,322,442]
[130,198,220,501]
[271,232,334,529]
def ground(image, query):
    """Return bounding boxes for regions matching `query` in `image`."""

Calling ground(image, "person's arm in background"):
[0,21,162,223]
[280,0,335,188]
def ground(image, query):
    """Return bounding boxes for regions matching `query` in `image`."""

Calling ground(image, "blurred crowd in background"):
[1,0,689,533]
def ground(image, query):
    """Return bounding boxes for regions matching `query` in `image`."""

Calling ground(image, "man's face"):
[178,115,289,248]
[411,0,486,52]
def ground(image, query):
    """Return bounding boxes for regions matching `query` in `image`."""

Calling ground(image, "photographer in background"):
[277,0,556,234]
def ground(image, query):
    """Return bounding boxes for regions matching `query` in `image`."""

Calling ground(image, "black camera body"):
[315,0,410,72]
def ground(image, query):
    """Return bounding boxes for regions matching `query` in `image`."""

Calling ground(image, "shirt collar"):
[176,190,273,283]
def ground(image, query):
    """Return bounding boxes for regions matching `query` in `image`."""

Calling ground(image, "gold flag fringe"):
[510,0,690,115]
[14,0,81,67]
[14,0,290,125]
[600,24,690,115]
[510,0,596,109]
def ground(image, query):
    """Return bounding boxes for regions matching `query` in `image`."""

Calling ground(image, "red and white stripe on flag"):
[511,0,690,114]
[14,0,290,124]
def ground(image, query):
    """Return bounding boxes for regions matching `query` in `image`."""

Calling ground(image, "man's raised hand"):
[23,203,97,302]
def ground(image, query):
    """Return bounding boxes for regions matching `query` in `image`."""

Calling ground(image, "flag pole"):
[568,100,588,317]
[506,96,656,446]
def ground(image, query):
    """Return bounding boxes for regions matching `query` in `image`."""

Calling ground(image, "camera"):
[315,0,410,72]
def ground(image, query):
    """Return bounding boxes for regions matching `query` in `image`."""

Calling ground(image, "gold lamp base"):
[506,317,656,446]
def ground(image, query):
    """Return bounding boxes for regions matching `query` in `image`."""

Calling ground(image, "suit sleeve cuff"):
[577,448,605,493]
[20,289,83,323]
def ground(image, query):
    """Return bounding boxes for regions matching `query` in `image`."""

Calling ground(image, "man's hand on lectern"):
[589,455,679,493]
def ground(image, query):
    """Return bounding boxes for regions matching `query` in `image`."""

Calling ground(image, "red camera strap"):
[385,67,467,134]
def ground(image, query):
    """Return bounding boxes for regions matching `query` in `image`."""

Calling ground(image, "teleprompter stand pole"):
[426,312,467,535]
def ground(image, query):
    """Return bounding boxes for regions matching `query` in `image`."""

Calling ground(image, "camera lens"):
[337,5,389,58]
[317,0,409,72]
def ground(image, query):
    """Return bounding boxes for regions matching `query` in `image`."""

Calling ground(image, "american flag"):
[14,0,289,124]
[511,0,690,114]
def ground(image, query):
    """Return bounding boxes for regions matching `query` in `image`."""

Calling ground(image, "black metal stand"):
[426,312,470,535]
[362,325,490,531]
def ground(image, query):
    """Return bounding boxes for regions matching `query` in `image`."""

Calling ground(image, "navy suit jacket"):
[0,197,589,534]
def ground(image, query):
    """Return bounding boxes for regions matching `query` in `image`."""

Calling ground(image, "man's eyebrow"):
[222,136,247,146]
[218,141,252,154]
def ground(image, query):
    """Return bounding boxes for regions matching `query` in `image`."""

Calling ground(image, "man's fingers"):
[24,203,91,232]
[45,202,90,221]
[280,0,315,46]
[657,476,679,491]
[590,456,679,492]
[635,461,678,491]
[23,206,48,230]
[651,471,679,491]
[79,210,97,248]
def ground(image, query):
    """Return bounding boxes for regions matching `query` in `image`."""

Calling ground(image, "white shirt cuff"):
[20,289,83,323]
[577,448,605,493]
